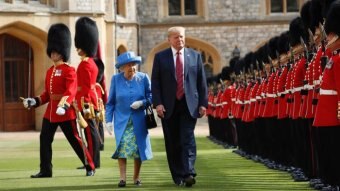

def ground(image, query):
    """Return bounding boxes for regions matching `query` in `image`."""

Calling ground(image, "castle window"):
[267,0,301,14]
[168,0,197,16]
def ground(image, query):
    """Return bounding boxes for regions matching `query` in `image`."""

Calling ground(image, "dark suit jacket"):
[151,47,208,119]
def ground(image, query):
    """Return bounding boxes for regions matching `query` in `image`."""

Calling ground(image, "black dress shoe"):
[118,180,126,187]
[184,175,196,187]
[30,172,52,178]
[86,170,95,176]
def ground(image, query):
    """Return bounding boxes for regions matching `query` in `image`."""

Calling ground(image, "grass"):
[0,134,314,191]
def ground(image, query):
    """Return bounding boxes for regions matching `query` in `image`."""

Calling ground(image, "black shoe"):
[77,166,85,170]
[118,180,126,187]
[86,170,95,176]
[134,180,142,186]
[30,172,52,178]
[184,175,196,187]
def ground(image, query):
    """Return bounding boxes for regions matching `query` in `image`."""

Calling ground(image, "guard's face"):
[168,32,185,51]
[50,51,63,63]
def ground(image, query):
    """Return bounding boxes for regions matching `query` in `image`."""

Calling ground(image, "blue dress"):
[106,72,153,161]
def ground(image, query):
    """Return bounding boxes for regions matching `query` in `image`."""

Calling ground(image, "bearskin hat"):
[94,41,105,83]
[46,23,71,62]
[75,17,98,57]
[300,1,312,32]
[221,66,233,81]
[322,0,336,18]
[310,0,323,33]
[289,17,308,47]
[243,52,254,73]
[234,58,245,75]
[267,36,279,59]
[325,0,340,36]
[277,31,290,54]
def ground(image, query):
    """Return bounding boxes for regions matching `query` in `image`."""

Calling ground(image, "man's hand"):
[199,106,206,118]
[56,107,66,115]
[22,98,36,108]
[130,101,143,109]
[156,105,166,118]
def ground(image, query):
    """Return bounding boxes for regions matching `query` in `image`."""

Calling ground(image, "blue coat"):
[106,72,153,161]
[151,47,208,119]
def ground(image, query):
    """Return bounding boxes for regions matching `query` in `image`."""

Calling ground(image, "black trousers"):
[39,118,94,173]
[315,126,340,186]
[161,98,197,184]
[84,119,101,168]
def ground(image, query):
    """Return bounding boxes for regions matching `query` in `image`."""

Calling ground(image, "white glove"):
[130,101,143,109]
[23,98,36,108]
[56,107,66,115]
[105,122,113,135]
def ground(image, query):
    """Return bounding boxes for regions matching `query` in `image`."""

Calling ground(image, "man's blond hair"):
[167,26,185,37]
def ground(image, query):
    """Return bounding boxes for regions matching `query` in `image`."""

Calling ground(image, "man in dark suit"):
[151,26,208,187]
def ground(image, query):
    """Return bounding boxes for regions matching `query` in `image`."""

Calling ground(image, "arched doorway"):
[0,34,35,131]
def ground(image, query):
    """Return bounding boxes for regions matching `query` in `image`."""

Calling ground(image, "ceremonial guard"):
[74,17,101,169]
[276,31,292,167]
[22,23,95,178]
[313,1,340,189]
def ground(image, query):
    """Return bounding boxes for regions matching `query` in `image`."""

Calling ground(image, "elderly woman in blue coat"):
[105,51,153,187]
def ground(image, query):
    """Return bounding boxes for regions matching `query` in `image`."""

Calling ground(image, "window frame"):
[266,0,303,15]
[163,0,204,18]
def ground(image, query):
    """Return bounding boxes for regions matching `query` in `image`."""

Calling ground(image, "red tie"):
[176,51,184,100]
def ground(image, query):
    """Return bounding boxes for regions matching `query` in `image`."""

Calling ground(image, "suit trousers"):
[161,98,197,184]
[39,118,95,173]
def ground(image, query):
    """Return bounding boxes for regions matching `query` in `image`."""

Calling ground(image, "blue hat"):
[115,51,142,69]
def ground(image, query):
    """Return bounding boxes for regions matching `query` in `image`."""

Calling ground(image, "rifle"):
[308,29,317,54]
[72,101,88,165]
[320,23,328,71]
[300,37,309,68]
[288,45,295,70]
[20,43,33,109]
[27,43,32,108]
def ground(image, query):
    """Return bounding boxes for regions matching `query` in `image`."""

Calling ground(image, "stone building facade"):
[0,0,305,131]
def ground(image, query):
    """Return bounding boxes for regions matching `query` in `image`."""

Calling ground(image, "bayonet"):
[308,29,316,53]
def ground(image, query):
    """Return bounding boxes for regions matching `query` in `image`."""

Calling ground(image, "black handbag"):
[145,104,157,129]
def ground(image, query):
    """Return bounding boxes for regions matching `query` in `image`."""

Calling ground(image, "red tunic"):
[214,90,223,119]
[37,63,77,122]
[76,57,99,111]
[220,86,233,119]
[242,82,252,122]
[263,72,276,117]
[313,51,340,127]
[272,70,280,117]
[291,57,307,119]
[247,81,259,122]
[207,91,214,116]
[235,86,245,119]
[286,69,294,118]
[254,79,264,118]
[277,66,288,119]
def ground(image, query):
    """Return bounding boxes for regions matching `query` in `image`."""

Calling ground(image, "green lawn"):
[0,134,314,191]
